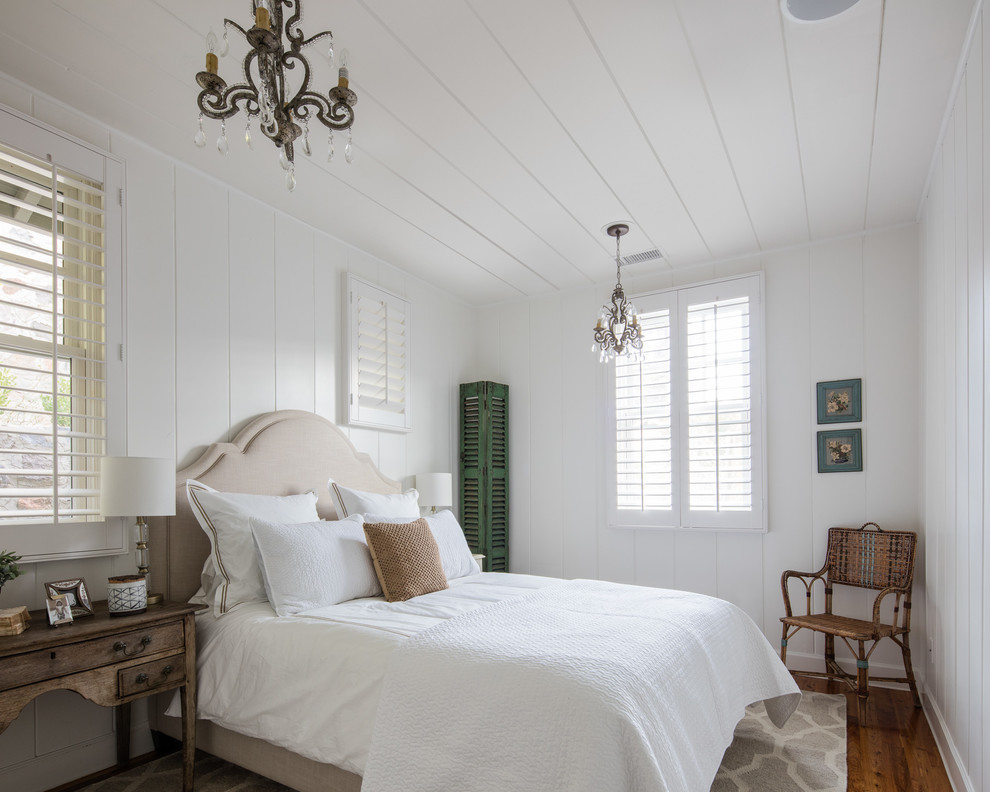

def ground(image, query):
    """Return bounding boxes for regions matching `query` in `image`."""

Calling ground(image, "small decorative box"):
[107,575,147,616]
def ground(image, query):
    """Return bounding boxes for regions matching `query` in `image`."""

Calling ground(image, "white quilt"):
[168,573,553,774]
[361,580,800,792]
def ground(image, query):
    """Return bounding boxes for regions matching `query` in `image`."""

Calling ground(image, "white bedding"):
[361,579,800,792]
[170,572,552,774]
[174,573,799,789]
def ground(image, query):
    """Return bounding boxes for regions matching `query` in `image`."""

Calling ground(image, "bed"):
[148,409,800,792]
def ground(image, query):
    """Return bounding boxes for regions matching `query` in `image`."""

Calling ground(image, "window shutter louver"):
[0,142,108,526]
[347,275,411,431]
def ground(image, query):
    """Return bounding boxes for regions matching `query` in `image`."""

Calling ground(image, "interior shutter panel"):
[459,384,482,555]
[678,275,764,530]
[346,274,411,431]
[459,381,508,572]
[684,295,752,513]
[487,383,509,571]
[614,309,672,513]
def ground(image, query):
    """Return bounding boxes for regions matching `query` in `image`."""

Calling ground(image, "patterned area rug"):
[713,691,847,792]
[80,693,845,792]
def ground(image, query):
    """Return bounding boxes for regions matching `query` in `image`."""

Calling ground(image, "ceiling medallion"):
[194,0,358,191]
[593,223,643,363]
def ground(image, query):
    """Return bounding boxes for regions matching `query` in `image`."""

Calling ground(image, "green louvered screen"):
[459,381,508,572]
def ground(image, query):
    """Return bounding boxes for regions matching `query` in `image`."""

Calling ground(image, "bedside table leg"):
[180,682,196,792]
[115,703,131,768]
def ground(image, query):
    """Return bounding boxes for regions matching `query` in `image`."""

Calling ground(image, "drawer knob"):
[113,635,152,656]
[136,673,149,684]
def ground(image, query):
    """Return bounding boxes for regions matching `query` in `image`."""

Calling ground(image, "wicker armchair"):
[780,522,920,717]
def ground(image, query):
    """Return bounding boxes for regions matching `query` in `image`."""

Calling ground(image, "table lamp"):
[415,472,452,514]
[100,456,175,605]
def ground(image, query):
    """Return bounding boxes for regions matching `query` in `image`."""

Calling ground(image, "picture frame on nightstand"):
[44,578,94,619]
[46,594,74,626]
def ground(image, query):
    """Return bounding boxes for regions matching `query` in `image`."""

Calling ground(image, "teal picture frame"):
[817,378,862,424]
[817,429,863,473]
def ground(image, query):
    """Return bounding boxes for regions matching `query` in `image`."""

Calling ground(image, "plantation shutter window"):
[346,274,412,432]
[0,106,125,560]
[607,274,764,532]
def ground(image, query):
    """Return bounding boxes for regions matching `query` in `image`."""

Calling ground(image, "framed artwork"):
[817,429,863,473]
[46,594,74,626]
[817,378,862,423]
[44,578,94,618]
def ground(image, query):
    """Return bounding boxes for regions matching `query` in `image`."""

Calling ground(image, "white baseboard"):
[2,720,155,792]
[922,686,975,792]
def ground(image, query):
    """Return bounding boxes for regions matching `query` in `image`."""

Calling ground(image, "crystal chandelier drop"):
[194,0,358,191]
[593,224,643,362]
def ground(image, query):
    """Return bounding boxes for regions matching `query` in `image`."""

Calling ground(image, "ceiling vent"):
[620,248,664,267]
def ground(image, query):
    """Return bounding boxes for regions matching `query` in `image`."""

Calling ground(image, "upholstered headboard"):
[150,410,401,603]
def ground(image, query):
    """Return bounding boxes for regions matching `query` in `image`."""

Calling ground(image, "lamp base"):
[146,592,164,606]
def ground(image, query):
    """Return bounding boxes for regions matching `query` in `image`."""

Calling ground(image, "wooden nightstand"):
[0,600,206,792]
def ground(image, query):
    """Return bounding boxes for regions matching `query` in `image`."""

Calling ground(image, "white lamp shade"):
[415,472,452,509]
[100,456,176,517]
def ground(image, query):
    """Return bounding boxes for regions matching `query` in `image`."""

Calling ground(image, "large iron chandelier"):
[194,0,358,191]
[593,224,643,362]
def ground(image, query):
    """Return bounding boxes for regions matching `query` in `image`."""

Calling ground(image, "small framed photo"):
[44,578,94,618]
[817,429,863,473]
[817,378,862,423]
[46,594,74,627]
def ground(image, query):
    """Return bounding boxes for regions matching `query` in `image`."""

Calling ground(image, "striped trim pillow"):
[187,480,320,616]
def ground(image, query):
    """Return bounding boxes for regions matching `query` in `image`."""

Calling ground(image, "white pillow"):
[328,479,419,519]
[186,480,321,616]
[363,510,480,580]
[251,514,379,615]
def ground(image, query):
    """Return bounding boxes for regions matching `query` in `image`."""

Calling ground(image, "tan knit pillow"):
[363,518,449,602]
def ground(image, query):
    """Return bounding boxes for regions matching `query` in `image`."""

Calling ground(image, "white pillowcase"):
[363,510,481,580]
[186,480,321,616]
[328,479,420,519]
[251,514,380,615]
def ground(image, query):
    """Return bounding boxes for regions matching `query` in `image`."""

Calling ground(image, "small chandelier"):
[593,223,643,362]
[194,0,358,191]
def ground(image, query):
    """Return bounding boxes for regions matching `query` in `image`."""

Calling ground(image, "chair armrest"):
[780,566,827,618]
[871,586,912,628]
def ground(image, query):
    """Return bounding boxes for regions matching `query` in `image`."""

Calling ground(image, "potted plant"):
[0,550,23,597]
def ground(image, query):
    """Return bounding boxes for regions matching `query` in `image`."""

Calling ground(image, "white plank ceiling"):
[0,0,975,304]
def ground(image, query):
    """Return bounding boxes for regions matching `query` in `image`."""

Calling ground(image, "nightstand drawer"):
[118,656,186,697]
[3,621,184,689]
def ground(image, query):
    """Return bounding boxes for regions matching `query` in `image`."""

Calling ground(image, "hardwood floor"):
[795,677,952,791]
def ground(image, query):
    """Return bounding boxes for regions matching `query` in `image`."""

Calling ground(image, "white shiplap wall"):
[918,7,990,792]
[0,76,479,791]
[476,224,924,683]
